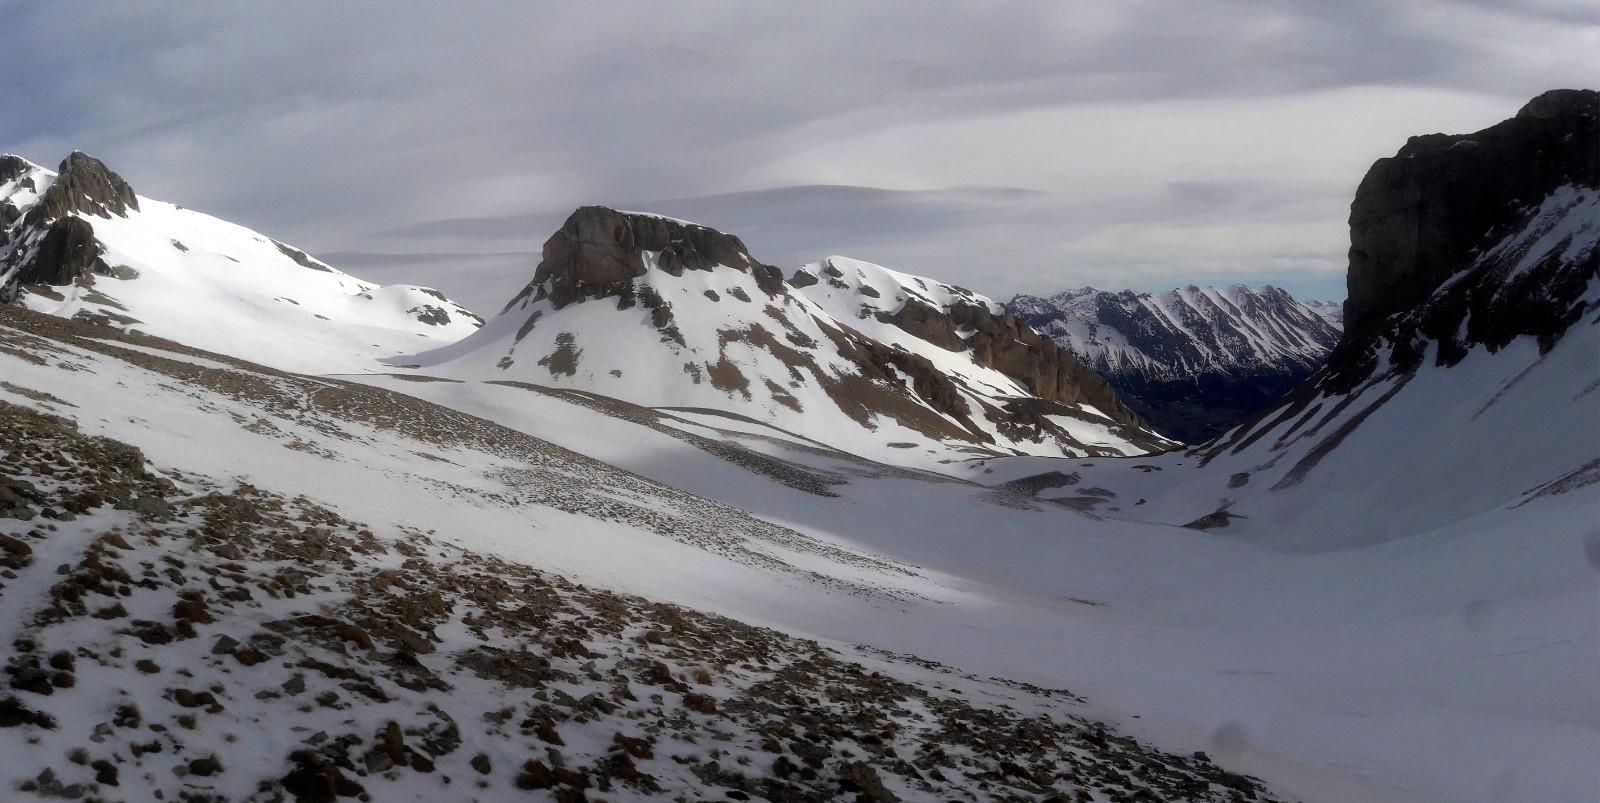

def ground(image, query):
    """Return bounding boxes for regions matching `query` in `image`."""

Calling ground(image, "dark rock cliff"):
[0,155,37,186]
[1327,88,1598,391]
[24,152,140,224]
[1344,88,1597,338]
[509,206,785,311]
[1200,89,1598,463]
[10,217,110,289]
[1,153,136,302]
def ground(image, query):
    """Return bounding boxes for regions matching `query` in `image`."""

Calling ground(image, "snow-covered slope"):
[1008,284,1342,443]
[0,153,481,374]
[395,207,1172,468]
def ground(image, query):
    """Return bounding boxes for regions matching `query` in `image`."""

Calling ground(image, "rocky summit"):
[1327,87,1598,392]
[510,206,787,311]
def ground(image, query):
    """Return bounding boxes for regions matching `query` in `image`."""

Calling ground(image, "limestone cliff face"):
[1344,88,1597,338]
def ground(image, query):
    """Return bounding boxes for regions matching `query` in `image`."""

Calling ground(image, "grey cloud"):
[318,251,541,316]
[386,184,1043,243]
[0,1,1591,309]
[341,174,1364,313]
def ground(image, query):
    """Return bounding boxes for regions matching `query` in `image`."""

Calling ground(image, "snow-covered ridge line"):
[0,151,483,374]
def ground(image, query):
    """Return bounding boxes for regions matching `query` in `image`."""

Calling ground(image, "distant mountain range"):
[1008,284,1343,443]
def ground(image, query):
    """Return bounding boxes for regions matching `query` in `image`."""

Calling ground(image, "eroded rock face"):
[1,152,134,302]
[0,155,36,186]
[1324,89,1599,392]
[519,206,783,309]
[25,151,140,224]
[1345,88,1598,337]
[10,217,110,289]
[887,296,1146,431]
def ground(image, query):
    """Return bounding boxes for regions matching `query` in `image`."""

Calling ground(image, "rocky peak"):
[511,206,785,310]
[23,151,140,225]
[0,154,42,186]
[1516,88,1595,120]
[1344,88,1597,336]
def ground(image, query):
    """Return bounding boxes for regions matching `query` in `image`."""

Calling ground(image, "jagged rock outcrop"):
[1344,88,1597,337]
[25,151,139,224]
[10,217,109,289]
[0,152,140,302]
[0,154,37,187]
[1008,285,1343,443]
[511,206,785,311]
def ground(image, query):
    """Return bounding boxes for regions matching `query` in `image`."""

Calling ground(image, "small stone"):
[188,756,223,776]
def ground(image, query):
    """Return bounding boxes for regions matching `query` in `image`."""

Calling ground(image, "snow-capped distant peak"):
[1007,284,1344,443]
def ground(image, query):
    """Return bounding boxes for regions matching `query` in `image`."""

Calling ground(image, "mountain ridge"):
[0,152,483,375]
[396,206,1174,467]
[1007,283,1342,443]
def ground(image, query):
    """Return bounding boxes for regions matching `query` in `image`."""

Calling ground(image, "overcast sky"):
[4,2,1595,313]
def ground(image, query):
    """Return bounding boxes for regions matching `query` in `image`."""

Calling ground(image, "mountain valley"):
[0,88,1595,803]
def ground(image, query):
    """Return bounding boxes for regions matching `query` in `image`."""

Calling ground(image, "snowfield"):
[3,285,1594,801]
[1,154,483,375]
